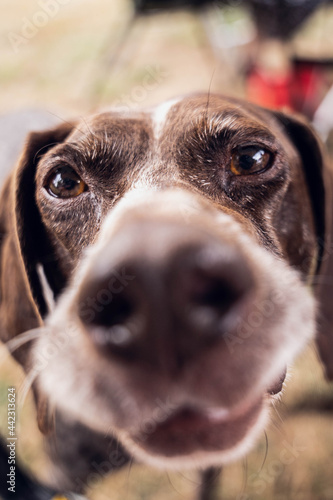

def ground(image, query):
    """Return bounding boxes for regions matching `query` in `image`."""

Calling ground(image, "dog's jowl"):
[0,94,330,492]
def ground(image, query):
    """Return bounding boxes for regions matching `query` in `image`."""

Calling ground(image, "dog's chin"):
[119,396,270,470]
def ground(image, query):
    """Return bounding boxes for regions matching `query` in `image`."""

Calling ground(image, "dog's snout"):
[78,221,255,367]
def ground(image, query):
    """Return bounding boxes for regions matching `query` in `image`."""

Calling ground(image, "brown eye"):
[46,166,86,198]
[230,146,273,176]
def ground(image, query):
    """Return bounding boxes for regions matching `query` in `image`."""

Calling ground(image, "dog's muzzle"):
[38,188,315,468]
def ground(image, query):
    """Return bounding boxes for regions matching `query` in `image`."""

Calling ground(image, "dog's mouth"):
[129,373,285,459]
[132,397,265,458]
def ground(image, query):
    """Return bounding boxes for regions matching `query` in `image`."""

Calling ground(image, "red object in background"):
[246,61,330,118]
[247,68,293,110]
[291,62,327,118]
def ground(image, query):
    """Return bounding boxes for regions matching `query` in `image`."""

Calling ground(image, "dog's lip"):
[129,372,286,457]
[130,396,265,457]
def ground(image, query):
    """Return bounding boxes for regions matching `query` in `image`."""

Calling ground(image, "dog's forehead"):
[68,111,152,143]
[70,94,276,145]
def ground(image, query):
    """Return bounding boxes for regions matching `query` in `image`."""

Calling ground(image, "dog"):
[0,93,332,496]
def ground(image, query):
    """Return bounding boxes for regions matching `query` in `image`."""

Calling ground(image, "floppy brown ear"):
[314,168,333,380]
[272,110,326,267]
[0,121,76,359]
[272,110,333,379]
[13,121,77,318]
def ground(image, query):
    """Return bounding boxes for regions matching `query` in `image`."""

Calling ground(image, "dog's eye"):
[46,166,86,198]
[230,146,273,176]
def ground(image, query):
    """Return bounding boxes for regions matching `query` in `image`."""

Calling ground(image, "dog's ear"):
[272,110,326,268]
[272,110,333,379]
[13,121,76,320]
[314,168,333,381]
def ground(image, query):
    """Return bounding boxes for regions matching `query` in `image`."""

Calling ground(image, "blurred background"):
[2,0,333,120]
[1,0,333,498]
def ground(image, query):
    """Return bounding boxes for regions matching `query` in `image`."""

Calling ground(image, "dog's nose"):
[78,225,255,367]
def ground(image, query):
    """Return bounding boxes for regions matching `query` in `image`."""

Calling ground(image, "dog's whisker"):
[44,109,88,136]
[271,413,283,431]
[126,456,134,480]
[241,456,248,496]
[271,399,286,427]
[124,456,134,500]
[17,367,39,411]
[205,67,216,119]
[34,142,61,163]
[269,417,285,438]
[165,470,185,497]
[175,469,201,486]
[1,328,44,357]
[257,431,269,474]
[80,116,99,142]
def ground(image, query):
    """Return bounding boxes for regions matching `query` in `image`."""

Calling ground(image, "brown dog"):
[0,94,332,494]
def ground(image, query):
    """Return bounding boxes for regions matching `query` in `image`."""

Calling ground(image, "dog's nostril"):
[173,247,255,345]
[93,295,135,329]
[187,275,247,334]
[78,290,141,357]
[191,276,240,312]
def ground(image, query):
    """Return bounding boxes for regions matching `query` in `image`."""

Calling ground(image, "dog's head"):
[0,94,330,469]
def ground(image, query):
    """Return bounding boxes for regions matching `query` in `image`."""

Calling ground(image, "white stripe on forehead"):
[152,97,181,141]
